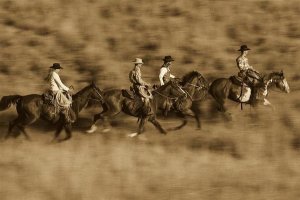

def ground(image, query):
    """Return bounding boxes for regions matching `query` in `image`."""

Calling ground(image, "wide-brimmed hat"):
[132,58,143,64]
[162,55,174,62]
[50,63,63,69]
[238,45,251,51]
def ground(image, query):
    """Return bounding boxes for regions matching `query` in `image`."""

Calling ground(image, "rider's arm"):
[159,68,167,85]
[53,72,69,91]
[170,74,175,78]
[135,70,149,86]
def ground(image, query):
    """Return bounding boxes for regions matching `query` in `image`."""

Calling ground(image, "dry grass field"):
[0,0,300,199]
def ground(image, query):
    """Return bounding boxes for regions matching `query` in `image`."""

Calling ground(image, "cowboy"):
[46,63,74,123]
[236,45,261,85]
[129,58,153,105]
[159,55,176,86]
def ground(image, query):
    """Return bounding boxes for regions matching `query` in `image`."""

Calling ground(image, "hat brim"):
[163,59,175,61]
[238,48,251,51]
[50,66,63,69]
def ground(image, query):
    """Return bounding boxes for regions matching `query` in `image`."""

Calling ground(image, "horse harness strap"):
[182,83,206,101]
[184,83,207,90]
[152,90,179,100]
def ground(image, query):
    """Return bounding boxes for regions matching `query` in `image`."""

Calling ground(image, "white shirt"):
[49,71,69,92]
[159,67,175,85]
[236,55,253,71]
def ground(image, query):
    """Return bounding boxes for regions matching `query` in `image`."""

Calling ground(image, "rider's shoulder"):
[237,55,247,62]
[236,55,243,60]
[51,71,59,78]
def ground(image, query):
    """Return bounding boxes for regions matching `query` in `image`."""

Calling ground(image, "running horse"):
[157,71,209,130]
[86,79,187,137]
[209,70,290,113]
[0,82,104,142]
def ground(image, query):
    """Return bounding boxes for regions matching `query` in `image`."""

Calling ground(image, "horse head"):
[181,71,209,92]
[267,70,290,93]
[156,79,186,98]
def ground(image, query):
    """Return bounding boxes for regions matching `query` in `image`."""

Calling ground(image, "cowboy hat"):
[162,55,174,62]
[50,63,63,69]
[132,58,143,64]
[238,45,251,51]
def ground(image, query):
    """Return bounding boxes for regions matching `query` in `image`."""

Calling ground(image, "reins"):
[182,81,208,101]
[152,90,181,100]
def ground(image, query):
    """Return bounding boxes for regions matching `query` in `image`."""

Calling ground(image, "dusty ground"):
[0,0,300,199]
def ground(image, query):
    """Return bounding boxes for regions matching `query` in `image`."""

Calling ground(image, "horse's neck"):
[72,89,91,113]
[183,79,197,96]
[263,75,274,89]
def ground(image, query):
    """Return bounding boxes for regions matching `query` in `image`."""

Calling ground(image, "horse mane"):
[73,84,93,99]
[181,71,201,85]
[263,71,283,82]
[156,80,174,92]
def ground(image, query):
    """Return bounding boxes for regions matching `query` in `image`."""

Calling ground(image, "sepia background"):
[0,0,300,199]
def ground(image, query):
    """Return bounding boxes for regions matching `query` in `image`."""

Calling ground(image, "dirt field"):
[0,0,300,199]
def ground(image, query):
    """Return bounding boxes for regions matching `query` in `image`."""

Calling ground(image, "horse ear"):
[91,80,95,86]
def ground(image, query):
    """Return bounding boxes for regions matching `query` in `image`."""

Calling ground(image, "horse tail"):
[0,95,22,111]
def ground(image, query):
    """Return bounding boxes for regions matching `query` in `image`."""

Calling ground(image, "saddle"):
[42,91,55,105]
[121,87,135,100]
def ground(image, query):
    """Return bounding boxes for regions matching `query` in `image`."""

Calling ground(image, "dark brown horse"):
[86,80,186,137]
[157,71,209,130]
[0,82,103,141]
[209,71,290,113]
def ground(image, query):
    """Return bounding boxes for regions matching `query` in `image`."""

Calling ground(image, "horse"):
[209,70,290,113]
[155,71,209,130]
[86,79,187,137]
[0,82,104,142]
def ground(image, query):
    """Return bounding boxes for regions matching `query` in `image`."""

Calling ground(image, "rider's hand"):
[69,85,74,90]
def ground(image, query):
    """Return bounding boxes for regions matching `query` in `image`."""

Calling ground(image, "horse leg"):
[52,119,64,142]
[128,117,146,137]
[216,98,226,113]
[263,98,275,110]
[6,114,36,140]
[58,123,72,142]
[86,113,104,133]
[193,110,201,130]
[16,125,31,141]
[192,105,202,130]
[148,116,167,134]
[5,118,19,139]
[17,113,39,140]
[169,109,194,131]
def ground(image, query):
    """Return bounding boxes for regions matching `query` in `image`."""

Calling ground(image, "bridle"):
[182,76,208,101]
[91,86,104,102]
[153,82,187,100]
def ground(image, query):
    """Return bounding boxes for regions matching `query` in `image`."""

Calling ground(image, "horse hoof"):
[102,128,111,133]
[128,132,138,138]
[86,125,97,133]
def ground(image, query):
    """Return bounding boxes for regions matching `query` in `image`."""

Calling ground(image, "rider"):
[46,63,74,123]
[159,55,176,86]
[236,45,261,86]
[129,58,152,112]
